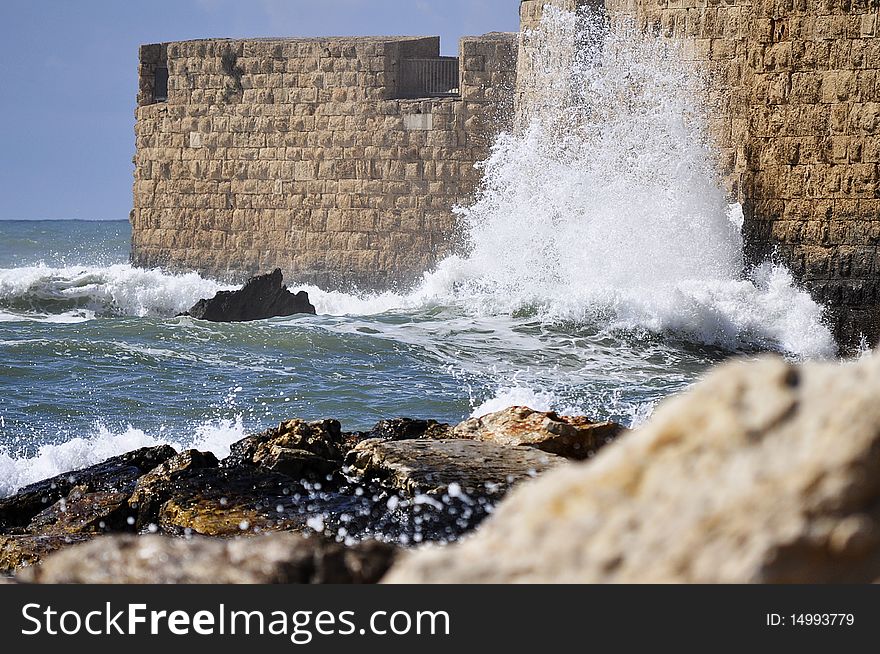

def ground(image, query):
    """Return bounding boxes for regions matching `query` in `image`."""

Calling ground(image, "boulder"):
[254,446,338,479]
[0,445,176,530]
[346,438,562,498]
[27,490,134,535]
[384,355,880,583]
[128,449,220,530]
[18,533,397,584]
[347,419,453,446]
[343,439,564,542]
[182,269,315,322]
[454,406,624,460]
[226,418,347,474]
[149,466,310,536]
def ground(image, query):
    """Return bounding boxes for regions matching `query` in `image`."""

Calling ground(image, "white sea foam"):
[470,386,575,418]
[0,263,232,318]
[434,8,834,357]
[0,418,247,497]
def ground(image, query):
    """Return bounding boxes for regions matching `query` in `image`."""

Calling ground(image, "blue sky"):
[0,0,520,220]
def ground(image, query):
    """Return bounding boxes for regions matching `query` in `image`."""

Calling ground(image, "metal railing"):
[398,57,459,98]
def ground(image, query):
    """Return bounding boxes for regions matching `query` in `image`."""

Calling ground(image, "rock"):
[151,466,309,536]
[27,491,134,535]
[256,446,339,479]
[129,449,220,530]
[454,406,624,460]
[226,419,347,478]
[342,439,564,542]
[182,269,316,322]
[346,438,562,498]
[18,533,397,584]
[0,534,93,573]
[348,418,453,445]
[384,355,880,584]
[0,445,176,530]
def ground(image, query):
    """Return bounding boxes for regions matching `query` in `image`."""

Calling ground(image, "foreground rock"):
[28,490,133,535]
[153,466,321,536]
[19,534,396,584]
[385,355,880,583]
[182,268,316,322]
[128,449,220,530]
[454,406,624,460]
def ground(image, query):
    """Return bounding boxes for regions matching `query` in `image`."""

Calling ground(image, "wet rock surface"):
[129,449,220,530]
[154,466,317,536]
[227,418,348,474]
[28,491,133,536]
[18,533,397,584]
[0,445,175,532]
[0,407,618,578]
[346,438,562,498]
[348,418,453,444]
[182,268,316,322]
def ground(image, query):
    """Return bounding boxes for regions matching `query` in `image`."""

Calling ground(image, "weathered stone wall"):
[133,3,880,344]
[520,0,880,345]
[132,34,517,289]
[734,0,880,346]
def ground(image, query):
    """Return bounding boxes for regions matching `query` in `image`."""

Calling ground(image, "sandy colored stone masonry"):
[133,3,880,345]
[522,0,880,345]
[132,34,516,289]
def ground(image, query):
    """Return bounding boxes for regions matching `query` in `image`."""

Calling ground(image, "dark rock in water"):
[0,445,177,530]
[18,533,398,584]
[346,438,562,498]
[182,268,316,322]
[0,534,93,573]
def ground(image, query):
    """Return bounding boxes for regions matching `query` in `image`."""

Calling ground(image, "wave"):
[276,9,839,359]
[0,263,232,319]
[0,417,247,498]
[425,8,835,358]
[470,386,582,418]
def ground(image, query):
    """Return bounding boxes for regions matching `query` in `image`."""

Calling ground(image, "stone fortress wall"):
[132,33,517,289]
[132,1,880,344]
[521,0,880,344]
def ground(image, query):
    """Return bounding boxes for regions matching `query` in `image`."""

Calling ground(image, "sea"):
[0,9,837,499]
